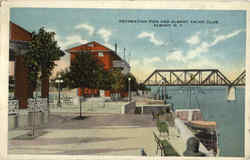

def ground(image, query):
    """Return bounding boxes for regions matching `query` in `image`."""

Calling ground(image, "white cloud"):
[184,29,242,60]
[186,42,210,60]
[165,43,209,63]
[166,50,185,62]
[137,32,164,46]
[186,32,200,45]
[130,59,156,82]
[54,35,88,50]
[75,23,95,36]
[143,57,161,64]
[129,57,162,81]
[44,28,88,50]
[163,29,242,74]
[63,35,88,48]
[186,58,221,69]
[44,27,56,33]
[97,28,112,43]
[133,29,243,81]
[103,43,114,50]
[210,29,242,46]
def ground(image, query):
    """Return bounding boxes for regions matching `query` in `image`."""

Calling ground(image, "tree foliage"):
[64,53,107,118]
[66,53,104,90]
[109,70,139,92]
[110,69,126,92]
[24,27,65,94]
[95,68,114,90]
[62,53,140,95]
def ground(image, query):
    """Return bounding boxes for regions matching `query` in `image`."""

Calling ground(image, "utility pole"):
[123,48,126,61]
[128,51,131,64]
[115,43,117,54]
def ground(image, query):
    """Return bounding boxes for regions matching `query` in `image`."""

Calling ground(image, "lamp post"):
[48,79,51,115]
[128,77,131,102]
[161,79,166,103]
[55,75,63,107]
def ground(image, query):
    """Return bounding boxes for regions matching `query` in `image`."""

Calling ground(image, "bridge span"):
[143,69,245,86]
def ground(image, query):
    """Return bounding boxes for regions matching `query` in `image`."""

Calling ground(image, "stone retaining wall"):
[82,102,122,114]
[121,101,136,114]
[8,110,49,130]
[135,105,171,114]
[49,101,136,114]
[135,105,203,121]
[83,101,136,114]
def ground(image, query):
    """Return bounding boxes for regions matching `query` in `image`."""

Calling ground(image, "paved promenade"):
[8,113,159,156]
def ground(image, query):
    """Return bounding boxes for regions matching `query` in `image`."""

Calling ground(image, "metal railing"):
[48,96,73,106]
[28,98,48,112]
[8,100,19,115]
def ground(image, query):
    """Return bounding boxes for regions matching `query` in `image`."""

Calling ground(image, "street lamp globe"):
[56,75,63,107]
[128,77,131,102]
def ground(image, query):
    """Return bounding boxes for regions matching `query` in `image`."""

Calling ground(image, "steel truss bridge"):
[143,69,246,86]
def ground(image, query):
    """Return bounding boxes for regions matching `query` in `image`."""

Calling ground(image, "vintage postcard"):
[1,0,249,160]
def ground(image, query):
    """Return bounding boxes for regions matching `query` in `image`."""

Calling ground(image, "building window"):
[98,52,104,57]
[88,43,94,47]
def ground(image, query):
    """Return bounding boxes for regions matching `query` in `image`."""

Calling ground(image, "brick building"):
[9,22,49,108]
[66,41,130,97]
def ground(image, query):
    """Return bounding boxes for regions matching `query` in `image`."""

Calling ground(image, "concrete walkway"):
[8,113,159,156]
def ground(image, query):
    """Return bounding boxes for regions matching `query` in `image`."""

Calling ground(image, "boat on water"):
[150,106,220,157]
[175,87,220,156]
[186,120,220,156]
[145,86,220,156]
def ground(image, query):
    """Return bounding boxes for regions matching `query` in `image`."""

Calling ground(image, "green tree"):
[110,69,126,92]
[95,68,114,90]
[66,53,104,118]
[24,27,65,98]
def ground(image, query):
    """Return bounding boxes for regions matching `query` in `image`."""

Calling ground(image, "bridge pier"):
[227,86,236,101]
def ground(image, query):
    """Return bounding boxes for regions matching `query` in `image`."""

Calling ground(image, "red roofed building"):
[9,22,33,109]
[9,22,49,109]
[10,22,32,41]
[66,41,130,97]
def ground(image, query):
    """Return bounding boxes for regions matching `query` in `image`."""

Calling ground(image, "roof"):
[10,21,32,41]
[66,41,122,60]
[66,41,111,52]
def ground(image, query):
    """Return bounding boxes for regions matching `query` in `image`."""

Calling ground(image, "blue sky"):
[10,8,246,81]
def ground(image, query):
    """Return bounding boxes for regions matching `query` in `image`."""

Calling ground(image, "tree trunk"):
[15,55,30,109]
[80,96,82,117]
[27,81,35,98]
[41,71,49,98]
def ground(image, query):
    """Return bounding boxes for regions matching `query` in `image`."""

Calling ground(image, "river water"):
[150,86,245,157]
